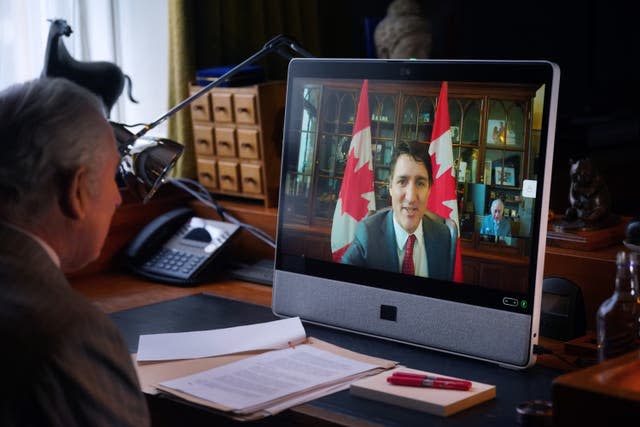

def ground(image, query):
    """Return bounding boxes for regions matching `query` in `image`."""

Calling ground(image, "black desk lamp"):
[111,34,314,204]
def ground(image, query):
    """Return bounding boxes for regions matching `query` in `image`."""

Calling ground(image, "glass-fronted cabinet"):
[285,84,405,226]
[449,97,482,240]
[369,92,399,208]
[283,84,320,221]
[450,97,481,184]
[283,80,539,243]
[398,95,435,145]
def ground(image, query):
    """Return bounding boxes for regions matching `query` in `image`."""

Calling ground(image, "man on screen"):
[480,198,512,239]
[341,141,453,281]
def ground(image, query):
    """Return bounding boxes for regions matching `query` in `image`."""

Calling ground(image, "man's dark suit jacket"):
[0,222,150,426]
[341,209,453,281]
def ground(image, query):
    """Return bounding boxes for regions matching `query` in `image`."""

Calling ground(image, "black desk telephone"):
[124,207,240,285]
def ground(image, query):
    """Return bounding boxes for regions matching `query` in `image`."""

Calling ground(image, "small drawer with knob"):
[193,124,215,155]
[212,92,234,123]
[196,158,218,190]
[214,127,237,157]
[218,160,240,192]
[234,92,257,124]
[240,163,263,194]
[189,89,212,122]
[237,129,260,159]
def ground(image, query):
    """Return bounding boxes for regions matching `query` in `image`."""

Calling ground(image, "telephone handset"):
[124,207,240,285]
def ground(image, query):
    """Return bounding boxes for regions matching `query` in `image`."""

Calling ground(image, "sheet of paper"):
[259,371,384,416]
[158,343,378,413]
[137,317,306,361]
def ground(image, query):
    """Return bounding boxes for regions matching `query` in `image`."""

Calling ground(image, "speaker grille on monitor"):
[273,270,533,367]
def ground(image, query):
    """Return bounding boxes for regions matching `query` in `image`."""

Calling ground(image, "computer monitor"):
[272,58,560,369]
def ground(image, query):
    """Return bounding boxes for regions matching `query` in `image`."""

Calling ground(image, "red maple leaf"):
[428,166,456,220]
[339,151,373,220]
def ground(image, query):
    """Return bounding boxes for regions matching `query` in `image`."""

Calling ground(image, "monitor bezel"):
[273,58,560,369]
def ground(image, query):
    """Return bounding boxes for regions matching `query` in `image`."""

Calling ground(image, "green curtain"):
[167,0,321,178]
[167,0,196,178]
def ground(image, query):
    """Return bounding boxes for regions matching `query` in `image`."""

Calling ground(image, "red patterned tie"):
[401,234,417,275]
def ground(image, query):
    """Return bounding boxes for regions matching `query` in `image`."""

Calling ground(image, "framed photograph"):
[494,166,516,186]
[487,119,506,144]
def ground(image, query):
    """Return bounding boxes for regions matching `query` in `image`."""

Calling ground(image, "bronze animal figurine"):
[41,18,137,117]
[374,0,432,59]
[564,157,612,224]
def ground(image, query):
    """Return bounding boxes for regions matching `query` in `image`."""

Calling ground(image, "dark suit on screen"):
[0,222,150,426]
[341,209,453,281]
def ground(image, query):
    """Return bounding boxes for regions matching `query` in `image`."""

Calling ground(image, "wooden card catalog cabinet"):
[190,81,285,207]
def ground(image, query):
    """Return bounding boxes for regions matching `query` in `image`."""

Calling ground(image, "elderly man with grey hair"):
[481,198,512,239]
[0,77,150,426]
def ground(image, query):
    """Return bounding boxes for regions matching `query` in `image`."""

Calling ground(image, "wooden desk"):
[71,273,565,427]
[71,271,272,314]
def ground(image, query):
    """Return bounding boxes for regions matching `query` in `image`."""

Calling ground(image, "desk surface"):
[71,273,566,427]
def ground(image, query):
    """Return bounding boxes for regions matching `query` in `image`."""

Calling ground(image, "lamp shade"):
[111,122,183,203]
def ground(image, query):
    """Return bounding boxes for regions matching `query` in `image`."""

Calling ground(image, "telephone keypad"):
[130,214,240,284]
[144,248,207,278]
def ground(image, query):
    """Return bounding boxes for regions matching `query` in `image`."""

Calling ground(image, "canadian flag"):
[331,80,375,261]
[427,81,464,282]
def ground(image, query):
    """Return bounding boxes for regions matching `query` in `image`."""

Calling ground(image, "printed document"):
[158,343,378,414]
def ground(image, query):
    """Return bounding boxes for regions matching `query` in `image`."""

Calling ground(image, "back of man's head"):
[0,77,109,225]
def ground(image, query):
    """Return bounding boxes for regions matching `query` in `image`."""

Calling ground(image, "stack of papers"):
[134,317,396,421]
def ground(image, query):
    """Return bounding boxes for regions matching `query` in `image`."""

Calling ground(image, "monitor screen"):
[273,58,560,368]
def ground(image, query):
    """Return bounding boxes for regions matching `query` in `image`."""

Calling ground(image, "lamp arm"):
[133,34,313,141]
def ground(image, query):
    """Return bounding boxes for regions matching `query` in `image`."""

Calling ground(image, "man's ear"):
[58,167,89,220]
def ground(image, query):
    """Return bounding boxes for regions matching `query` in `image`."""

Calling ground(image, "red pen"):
[387,371,472,391]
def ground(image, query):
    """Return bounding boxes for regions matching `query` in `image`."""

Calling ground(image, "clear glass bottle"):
[597,251,640,362]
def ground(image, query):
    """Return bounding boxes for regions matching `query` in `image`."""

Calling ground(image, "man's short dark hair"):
[389,140,433,184]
